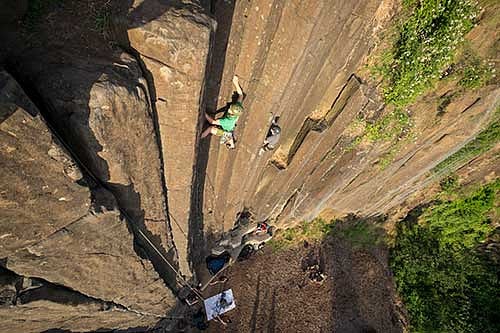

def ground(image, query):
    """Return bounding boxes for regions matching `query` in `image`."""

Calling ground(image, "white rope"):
[35,106,203,302]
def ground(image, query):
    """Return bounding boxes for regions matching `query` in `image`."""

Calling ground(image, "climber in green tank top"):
[201,75,244,145]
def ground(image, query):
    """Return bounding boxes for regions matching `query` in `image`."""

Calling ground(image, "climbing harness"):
[220,131,236,149]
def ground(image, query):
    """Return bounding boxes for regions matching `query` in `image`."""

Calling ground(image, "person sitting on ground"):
[201,75,244,148]
[259,116,281,155]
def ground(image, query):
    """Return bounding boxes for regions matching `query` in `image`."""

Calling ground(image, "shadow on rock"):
[2,0,179,291]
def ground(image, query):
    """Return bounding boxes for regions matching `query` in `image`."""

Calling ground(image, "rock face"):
[7,208,176,314]
[0,300,155,333]
[0,0,499,331]
[0,71,90,258]
[203,0,398,231]
[13,50,173,255]
[127,0,214,276]
[0,266,158,333]
[201,0,500,236]
[0,71,175,330]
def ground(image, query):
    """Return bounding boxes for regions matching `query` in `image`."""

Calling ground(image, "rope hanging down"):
[34,100,203,302]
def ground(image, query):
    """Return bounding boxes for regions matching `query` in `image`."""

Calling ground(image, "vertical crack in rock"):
[273,75,362,170]
[2,67,178,305]
[188,0,237,278]
[126,0,216,278]
[119,45,182,288]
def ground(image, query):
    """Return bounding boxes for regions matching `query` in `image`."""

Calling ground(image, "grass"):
[432,107,500,175]
[457,48,495,89]
[378,148,399,170]
[375,0,479,106]
[347,109,413,168]
[391,179,500,332]
[24,0,64,30]
[335,220,386,249]
[93,4,111,35]
[365,109,412,142]
[269,218,331,251]
[268,217,385,251]
[349,109,412,146]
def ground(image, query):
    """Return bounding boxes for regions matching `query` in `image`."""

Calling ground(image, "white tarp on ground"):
[204,289,236,320]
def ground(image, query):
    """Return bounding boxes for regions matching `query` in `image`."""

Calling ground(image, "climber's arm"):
[233,75,244,98]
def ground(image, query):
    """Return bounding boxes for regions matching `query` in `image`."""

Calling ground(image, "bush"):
[439,174,459,192]
[457,47,495,89]
[377,0,478,106]
[391,179,500,332]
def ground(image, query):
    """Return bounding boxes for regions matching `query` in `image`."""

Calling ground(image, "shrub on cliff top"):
[378,0,479,106]
[391,179,500,332]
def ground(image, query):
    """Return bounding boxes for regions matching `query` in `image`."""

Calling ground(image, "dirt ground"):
[204,236,406,333]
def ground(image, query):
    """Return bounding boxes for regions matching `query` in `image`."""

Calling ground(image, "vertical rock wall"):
[202,0,499,234]
[203,0,395,231]
[11,50,174,253]
[127,0,214,277]
[0,71,175,330]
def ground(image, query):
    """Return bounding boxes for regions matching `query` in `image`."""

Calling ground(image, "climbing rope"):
[35,105,204,302]
[136,227,203,300]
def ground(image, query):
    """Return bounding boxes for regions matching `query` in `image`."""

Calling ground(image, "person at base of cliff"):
[201,75,244,147]
[259,116,281,155]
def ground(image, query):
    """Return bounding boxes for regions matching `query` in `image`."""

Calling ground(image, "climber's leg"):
[205,112,218,124]
[201,126,223,138]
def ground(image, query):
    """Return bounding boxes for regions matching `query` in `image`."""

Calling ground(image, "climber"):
[201,75,244,147]
[259,116,281,155]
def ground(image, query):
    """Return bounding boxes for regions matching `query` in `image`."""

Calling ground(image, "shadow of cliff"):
[2,0,181,295]
[188,0,236,278]
[323,214,405,333]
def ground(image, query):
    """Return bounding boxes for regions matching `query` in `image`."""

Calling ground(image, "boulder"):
[0,71,176,317]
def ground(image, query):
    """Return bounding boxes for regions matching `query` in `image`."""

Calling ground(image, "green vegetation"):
[349,109,412,146]
[348,109,413,168]
[24,0,63,30]
[457,48,495,89]
[432,109,500,175]
[365,109,412,142]
[378,148,399,170]
[269,218,331,251]
[377,0,479,106]
[439,173,459,192]
[335,220,386,249]
[391,179,500,332]
[268,217,385,251]
[93,5,111,35]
